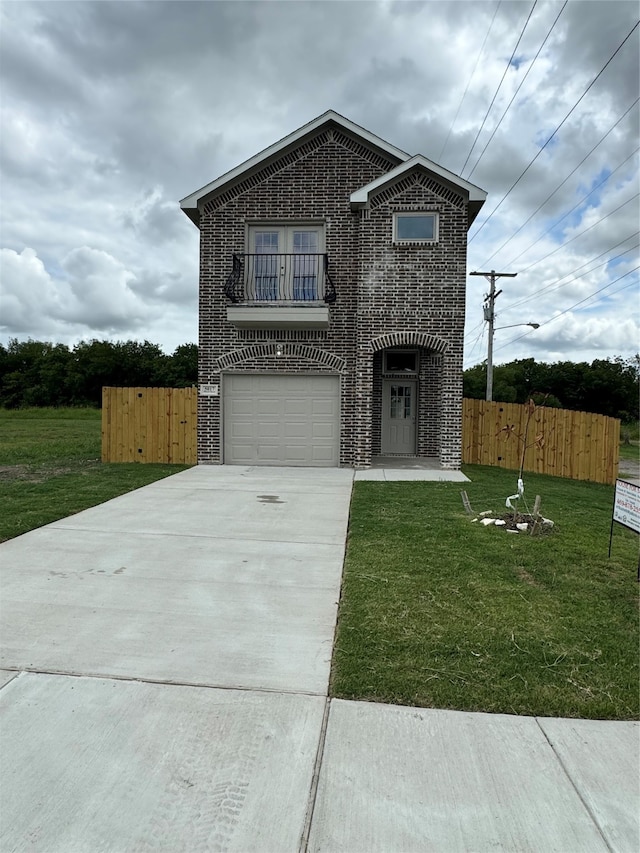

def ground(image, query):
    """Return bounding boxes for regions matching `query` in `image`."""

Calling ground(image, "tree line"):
[0,339,637,421]
[463,356,639,422]
[0,339,197,408]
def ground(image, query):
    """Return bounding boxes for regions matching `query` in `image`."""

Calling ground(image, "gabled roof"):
[179,111,487,227]
[179,110,410,225]
[350,155,487,227]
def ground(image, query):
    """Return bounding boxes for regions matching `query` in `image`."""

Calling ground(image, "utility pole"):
[470,270,517,401]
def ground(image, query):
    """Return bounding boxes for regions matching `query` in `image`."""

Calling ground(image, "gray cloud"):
[0,0,637,364]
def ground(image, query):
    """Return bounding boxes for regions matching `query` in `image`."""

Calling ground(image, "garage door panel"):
[312,400,336,416]
[312,446,334,463]
[223,374,339,467]
[257,423,281,439]
[284,446,308,463]
[284,399,309,416]
[229,399,255,416]
[257,400,282,416]
[230,423,254,439]
[312,423,334,439]
[285,423,308,439]
[228,444,255,463]
[227,374,256,393]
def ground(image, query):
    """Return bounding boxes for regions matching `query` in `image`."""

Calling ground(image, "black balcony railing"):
[224,254,336,304]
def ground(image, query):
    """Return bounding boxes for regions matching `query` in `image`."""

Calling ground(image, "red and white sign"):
[613,479,640,534]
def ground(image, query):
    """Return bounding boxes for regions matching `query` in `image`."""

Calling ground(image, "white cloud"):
[0,0,637,362]
[0,247,63,332]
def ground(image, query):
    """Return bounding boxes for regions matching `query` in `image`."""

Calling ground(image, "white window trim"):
[393,212,439,244]
[246,222,326,253]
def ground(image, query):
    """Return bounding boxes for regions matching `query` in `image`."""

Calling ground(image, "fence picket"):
[461,398,619,484]
[101,391,620,483]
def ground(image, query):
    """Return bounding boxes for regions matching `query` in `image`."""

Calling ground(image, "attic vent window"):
[393,212,438,243]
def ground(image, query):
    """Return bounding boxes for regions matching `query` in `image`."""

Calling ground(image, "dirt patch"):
[0,465,38,482]
[498,512,555,535]
[618,457,640,482]
[515,566,541,587]
[0,464,82,483]
[473,511,555,536]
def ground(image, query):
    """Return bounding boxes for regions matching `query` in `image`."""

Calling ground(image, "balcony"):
[224,253,335,330]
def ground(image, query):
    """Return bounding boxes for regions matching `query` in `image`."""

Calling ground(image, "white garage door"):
[223,374,340,466]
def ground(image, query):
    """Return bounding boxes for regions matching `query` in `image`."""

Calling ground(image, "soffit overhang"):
[350,155,487,228]
[180,110,411,227]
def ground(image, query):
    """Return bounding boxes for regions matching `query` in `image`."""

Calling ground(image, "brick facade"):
[186,115,483,469]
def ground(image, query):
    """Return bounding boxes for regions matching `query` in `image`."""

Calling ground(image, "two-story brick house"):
[180,111,486,468]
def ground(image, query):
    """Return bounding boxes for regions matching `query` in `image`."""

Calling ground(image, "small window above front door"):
[384,351,418,374]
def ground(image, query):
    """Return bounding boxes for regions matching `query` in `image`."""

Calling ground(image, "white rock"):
[479,510,493,517]
[542,518,554,527]
[516,522,529,531]
[494,519,506,526]
[481,518,495,526]
[506,529,519,534]
[471,518,478,523]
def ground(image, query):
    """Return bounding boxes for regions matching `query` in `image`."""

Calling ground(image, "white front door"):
[249,226,323,301]
[381,380,417,455]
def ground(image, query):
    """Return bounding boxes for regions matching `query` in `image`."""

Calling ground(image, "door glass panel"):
[254,232,279,301]
[390,385,412,419]
[292,230,319,301]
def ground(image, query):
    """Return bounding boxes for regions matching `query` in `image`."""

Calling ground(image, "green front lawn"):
[331,466,639,720]
[0,408,190,542]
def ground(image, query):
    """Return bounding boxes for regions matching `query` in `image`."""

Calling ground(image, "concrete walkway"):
[0,466,638,852]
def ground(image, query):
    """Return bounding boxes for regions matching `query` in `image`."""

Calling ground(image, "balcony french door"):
[249,226,323,301]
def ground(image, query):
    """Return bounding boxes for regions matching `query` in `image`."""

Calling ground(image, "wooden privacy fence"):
[101,387,197,464]
[102,388,621,484]
[462,398,620,485]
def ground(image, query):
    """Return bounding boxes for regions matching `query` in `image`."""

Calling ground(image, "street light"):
[486,322,539,402]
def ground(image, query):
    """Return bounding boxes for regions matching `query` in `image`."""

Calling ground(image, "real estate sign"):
[613,479,640,534]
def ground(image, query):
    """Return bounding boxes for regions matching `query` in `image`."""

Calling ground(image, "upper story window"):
[393,212,438,244]
[246,224,326,301]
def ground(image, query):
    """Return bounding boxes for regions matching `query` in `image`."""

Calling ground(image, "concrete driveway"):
[1,465,638,852]
[0,465,352,694]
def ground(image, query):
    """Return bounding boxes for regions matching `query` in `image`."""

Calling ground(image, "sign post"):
[609,479,640,579]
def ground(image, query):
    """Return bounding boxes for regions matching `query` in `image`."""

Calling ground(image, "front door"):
[381,380,417,455]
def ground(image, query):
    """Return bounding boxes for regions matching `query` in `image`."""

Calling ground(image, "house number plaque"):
[199,384,219,396]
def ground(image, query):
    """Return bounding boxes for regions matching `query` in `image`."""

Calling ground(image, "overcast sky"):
[1,0,638,368]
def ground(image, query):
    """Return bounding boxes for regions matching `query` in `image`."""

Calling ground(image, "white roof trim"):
[350,155,487,206]
[180,110,410,213]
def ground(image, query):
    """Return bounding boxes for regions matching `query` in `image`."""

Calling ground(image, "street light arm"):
[494,322,540,330]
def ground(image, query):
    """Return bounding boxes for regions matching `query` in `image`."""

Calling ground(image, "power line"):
[516,192,639,274]
[503,145,640,269]
[482,98,639,267]
[494,265,640,353]
[469,19,640,244]
[438,0,502,162]
[464,320,485,344]
[464,325,487,367]
[459,0,538,176]
[505,236,639,313]
[467,0,568,180]
[468,234,638,347]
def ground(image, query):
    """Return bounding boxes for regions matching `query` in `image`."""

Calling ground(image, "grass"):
[0,407,190,542]
[619,440,639,462]
[3,407,637,719]
[331,466,639,720]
